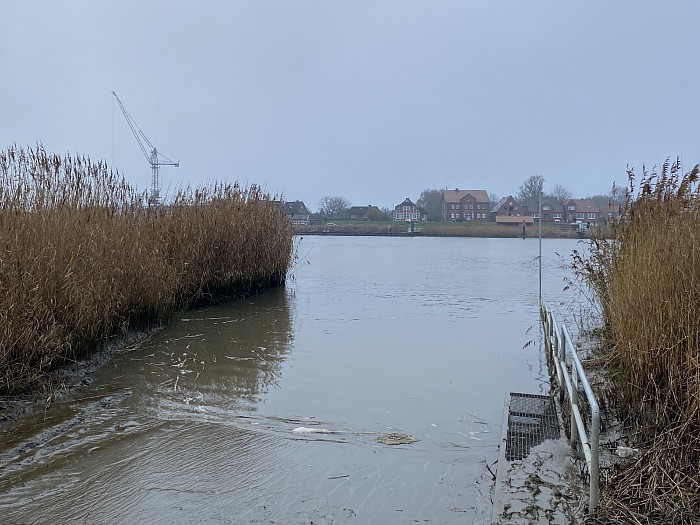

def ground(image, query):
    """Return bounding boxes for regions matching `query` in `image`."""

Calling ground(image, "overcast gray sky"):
[2,1,699,211]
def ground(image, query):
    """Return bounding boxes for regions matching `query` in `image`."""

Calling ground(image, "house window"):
[542,205,551,211]
[576,212,584,220]
[532,212,539,219]
[588,212,596,220]
[465,213,472,220]
[568,205,575,211]
[553,213,561,219]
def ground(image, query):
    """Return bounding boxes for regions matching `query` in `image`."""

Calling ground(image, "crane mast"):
[111,91,179,205]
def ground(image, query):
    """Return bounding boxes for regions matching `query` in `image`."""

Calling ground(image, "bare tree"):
[416,188,442,221]
[317,195,350,219]
[489,193,501,209]
[517,175,545,201]
[549,184,572,201]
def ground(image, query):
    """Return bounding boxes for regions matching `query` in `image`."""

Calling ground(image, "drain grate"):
[505,393,559,461]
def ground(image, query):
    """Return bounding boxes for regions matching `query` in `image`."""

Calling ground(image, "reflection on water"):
[0,237,583,524]
[140,288,294,414]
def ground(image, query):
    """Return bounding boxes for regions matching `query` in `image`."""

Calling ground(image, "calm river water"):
[0,236,584,524]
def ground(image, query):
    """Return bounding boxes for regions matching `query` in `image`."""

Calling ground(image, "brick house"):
[490,195,523,219]
[490,195,534,225]
[600,204,621,222]
[392,198,427,221]
[522,197,564,222]
[562,199,602,224]
[441,188,490,221]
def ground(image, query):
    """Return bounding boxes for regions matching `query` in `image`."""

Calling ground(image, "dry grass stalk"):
[574,159,700,522]
[0,145,293,394]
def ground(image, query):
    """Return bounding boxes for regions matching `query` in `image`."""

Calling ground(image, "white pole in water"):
[538,191,542,306]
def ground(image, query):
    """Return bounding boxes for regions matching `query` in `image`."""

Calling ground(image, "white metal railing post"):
[570,351,579,447]
[542,304,600,514]
[589,401,600,511]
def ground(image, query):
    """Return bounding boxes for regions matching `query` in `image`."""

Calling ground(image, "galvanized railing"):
[541,303,600,513]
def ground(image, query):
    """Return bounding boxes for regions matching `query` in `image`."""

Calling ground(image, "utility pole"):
[538,190,542,306]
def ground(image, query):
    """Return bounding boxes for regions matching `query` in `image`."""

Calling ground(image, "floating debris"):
[376,433,419,446]
[292,427,337,434]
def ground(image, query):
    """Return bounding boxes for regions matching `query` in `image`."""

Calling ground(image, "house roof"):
[569,199,600,212]
[491,196,508,213]
[347,206,369,215]
[394,198,417,209]
[441,189,489,203]
[284,200,308,215]
[600,204,620,217]
[491,195,519,213]
[522,196,563,213]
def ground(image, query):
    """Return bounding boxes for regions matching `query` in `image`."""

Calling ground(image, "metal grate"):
[505,393,559,461]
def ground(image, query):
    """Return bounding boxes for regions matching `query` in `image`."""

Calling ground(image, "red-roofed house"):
[562,199,602,224]
[441,188,490,221]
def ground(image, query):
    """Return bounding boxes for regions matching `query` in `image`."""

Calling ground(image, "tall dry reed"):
[573,159,700,521]
[0,145,293,394]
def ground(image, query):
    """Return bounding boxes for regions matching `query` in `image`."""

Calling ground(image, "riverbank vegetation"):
[573,159,700,522]
[0,145,293,394]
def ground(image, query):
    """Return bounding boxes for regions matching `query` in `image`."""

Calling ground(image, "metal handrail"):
[541,303,600,513]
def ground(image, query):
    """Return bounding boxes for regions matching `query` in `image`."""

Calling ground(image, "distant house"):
[490,195,523,220]
[284,200,310,225]
[522,197,564,223]
[600,204,621,222]
[392,198,427,221]
[346,205,383,221]
[490,195,534,225]
[441,188,490,221]
[561,199,602,224]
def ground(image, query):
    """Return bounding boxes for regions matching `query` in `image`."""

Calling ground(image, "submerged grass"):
[0,145,293,394]
[573,159,700,522]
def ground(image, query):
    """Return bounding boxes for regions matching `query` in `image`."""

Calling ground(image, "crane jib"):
[111,91,179,205]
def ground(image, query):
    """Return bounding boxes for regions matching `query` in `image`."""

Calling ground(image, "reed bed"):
[574,159,700,522]
[0,145,293,394]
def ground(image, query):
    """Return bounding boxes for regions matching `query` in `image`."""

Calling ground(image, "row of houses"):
[394,189,618,224]
[490,195,619,225]
[283,189,619,225]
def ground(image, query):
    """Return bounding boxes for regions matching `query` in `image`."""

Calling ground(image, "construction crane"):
[111,91,179,205]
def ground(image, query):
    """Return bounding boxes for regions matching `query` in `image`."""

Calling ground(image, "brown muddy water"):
[0,236,583,524]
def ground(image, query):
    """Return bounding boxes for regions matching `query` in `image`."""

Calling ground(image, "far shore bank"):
[293,218,604,239]
[294,223,595,239]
